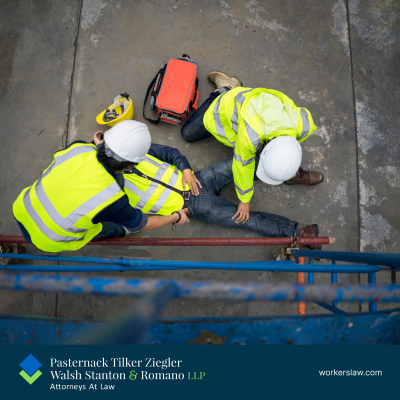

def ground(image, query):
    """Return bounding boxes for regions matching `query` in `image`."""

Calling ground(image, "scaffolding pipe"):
[1,272,399,303]
[0,264,383,272]
[292,249,400,269]
[0,265,384,274]
[0,253,384,273]
[0,235,334,246]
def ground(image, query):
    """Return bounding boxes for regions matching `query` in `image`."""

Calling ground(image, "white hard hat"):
[104,120,151,163]
[256,136,302,185]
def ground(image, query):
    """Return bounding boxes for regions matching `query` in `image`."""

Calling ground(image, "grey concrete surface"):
[347,0,400,311]
[0,0,77,316]
[0,0,398,319]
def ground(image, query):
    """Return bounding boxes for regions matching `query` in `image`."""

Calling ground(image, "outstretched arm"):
[231,131,257,223]
[141,209,189,231]
[148,143,191,171]
[149,143,202,196]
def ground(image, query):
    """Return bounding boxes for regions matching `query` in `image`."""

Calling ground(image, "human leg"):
[189,193,300,237]
[195,155,260,195]
[181,88,229,143]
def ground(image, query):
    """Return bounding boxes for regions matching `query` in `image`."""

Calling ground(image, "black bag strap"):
[130,167,186,196]
[143,65,166,125]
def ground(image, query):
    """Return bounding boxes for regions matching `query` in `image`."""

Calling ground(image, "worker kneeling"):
[181,72,324,230]
[13,121,189,252]
[119,125,320,248]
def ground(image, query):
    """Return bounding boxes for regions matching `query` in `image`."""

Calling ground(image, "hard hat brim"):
[256,163,284,185]
[96,97,134,127]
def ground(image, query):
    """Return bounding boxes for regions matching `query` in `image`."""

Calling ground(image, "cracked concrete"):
[0,0,399,320]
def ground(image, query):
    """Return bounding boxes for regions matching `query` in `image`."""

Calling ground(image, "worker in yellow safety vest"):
[181,71,324,225]
[13,121,189,252]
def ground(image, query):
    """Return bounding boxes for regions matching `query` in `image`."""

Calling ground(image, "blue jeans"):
[188,158,301,237]
[181,88,228,142]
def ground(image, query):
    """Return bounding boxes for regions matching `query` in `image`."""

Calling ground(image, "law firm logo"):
[19,354,42,385]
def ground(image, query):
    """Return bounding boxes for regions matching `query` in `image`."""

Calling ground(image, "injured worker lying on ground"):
[122,141,321,248]
[13,121,320,253]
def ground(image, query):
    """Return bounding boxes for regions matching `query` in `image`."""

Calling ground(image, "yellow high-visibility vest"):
[13,143,124,252]
[123,154,189,215]
[203,87,317,202]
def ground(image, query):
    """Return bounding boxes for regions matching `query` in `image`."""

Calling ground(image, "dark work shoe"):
[284,167,324,186]
[299,224,321,251]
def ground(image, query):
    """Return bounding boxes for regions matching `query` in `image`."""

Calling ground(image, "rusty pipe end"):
[329,237,336,245]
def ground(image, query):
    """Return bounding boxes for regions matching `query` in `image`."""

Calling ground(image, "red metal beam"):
[0,236,335,246]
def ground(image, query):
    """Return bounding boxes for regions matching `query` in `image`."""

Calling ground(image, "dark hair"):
[97,144,137,172]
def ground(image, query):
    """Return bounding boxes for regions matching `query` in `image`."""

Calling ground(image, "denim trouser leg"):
[181,88,229,143]
[196,156,260,196]
[94,221,125,239]
[188,158,301,237]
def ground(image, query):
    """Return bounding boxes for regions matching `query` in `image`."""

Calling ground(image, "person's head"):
[98,120,152,173]
[256,136,302,185]
[96,145,137,173]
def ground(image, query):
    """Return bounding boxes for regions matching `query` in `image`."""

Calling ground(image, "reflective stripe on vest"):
[212,89,262,151]
[123,155,183,215]
[23,188,85,243]
[235,183,254,196]
[124,167,179,215]
[213,92,235,146]
[13,144,124,251]
[148,167,180,214]
[298,108,310,141]
[233,151,255,166]
[244,120,261,151]
[129,158,171,210]
[42,145,96,179]
[231,89,253,132]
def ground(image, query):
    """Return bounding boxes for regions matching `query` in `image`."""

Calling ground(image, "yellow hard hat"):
[96,92,134,127]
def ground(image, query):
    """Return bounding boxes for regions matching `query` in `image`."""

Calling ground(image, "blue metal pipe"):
[332,261,338,307]
[292,250,400,269]
[1,253,297,269]
[315,302,346,314]
[0,264,384,273]
[308,258,314,284]
[368,273,378,312]
[0,253,386,273]
[1,272,400,303]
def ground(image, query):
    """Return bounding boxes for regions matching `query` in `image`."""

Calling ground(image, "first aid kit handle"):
[143,66,166,125]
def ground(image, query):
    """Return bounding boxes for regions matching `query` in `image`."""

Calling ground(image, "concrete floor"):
[0,0,399,319]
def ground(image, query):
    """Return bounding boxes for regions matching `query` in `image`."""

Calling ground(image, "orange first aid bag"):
[143,54,199,125]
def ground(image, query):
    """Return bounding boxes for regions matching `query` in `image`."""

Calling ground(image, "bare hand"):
[232,201,250,224]
[174,208,190,226]
[182,169,202,196]
[94,131,104,146]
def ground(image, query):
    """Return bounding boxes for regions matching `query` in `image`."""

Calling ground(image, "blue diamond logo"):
[20,354,42,377]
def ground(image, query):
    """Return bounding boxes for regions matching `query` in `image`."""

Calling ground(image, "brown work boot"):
[208,70,243,91]
[284,167,324,186]
[299,224,321,251]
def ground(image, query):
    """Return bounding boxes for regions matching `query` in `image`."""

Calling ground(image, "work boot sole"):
[207,70,243,87]
[283,174,324,186]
